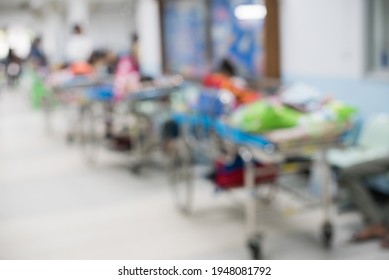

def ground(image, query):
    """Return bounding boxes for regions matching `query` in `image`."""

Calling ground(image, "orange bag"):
[203,73,261,104]
[70,62,94,76]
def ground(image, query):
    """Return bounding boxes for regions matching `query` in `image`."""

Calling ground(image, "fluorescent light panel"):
[234,4,267,21]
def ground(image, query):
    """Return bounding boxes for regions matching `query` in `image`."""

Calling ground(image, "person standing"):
[5,49,22,87]
[66,24,94,76]
[29,37,47,68]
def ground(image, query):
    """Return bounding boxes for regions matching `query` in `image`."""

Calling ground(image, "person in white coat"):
[66,24,93,64]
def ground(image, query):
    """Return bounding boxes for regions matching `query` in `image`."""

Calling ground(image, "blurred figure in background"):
[88,49,119,76]
[66,24,94,75]
[103,33,141,150]
[88,49,108,75]
[29,36,47,69]
[130,33,140,72]
[105,50,118,75]
[203,58,260,104]
[5,48,22,87]
[113,32,141,100]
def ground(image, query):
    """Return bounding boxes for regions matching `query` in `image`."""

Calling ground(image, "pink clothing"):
[114,55,140,100]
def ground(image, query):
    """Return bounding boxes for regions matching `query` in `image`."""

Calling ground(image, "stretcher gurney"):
[78,75,184,168]
[172,113,352,259]
[42,72,114,139]
[168,83,355,259]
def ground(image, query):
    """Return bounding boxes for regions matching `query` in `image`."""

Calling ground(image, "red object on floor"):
[215,160,278,190]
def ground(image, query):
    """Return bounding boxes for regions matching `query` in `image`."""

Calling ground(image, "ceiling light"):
[234,4,267,21]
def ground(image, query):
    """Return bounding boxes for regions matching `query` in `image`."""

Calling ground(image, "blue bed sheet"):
[87,85,115,101]
[172,113,273,149]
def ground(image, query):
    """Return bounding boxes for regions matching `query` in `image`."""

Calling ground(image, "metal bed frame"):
[74,76,184,170]
[169,94,351,259]
[42,73,114,140]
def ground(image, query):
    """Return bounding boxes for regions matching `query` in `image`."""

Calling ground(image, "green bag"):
[327,101,357,122]
[30,71,53,110]
[231,101,302,133]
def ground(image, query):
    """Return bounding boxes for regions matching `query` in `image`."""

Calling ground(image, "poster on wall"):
[211,0,265,78]
[164,0,208,77]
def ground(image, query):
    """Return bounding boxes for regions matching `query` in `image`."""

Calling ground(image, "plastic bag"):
[231,101,302,133]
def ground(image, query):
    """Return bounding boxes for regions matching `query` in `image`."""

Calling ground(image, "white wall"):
[136,0,162,76]
[0,9,64,62]
[43,7,67,64]
[0,1,150,64]
[0,2,135,61]
[0,10,40,31]
[89,10,132,53]
[67,0,90,27]
[89,0,163,75]
[280,0,366,79]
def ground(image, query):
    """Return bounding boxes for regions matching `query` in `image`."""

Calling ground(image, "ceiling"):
[0,0,138,11]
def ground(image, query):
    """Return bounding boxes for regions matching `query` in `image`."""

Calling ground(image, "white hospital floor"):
[0,88,388,260]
